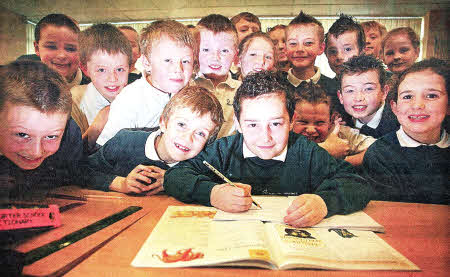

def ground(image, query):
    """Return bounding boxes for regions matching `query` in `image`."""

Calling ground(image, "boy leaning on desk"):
[164,71,372,228]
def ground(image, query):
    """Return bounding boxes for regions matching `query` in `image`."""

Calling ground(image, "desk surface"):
[54,190,449,277]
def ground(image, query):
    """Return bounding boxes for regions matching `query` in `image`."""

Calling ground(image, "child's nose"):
[262,125,272,142]
[29,140,43,158]
[305,126,317,134]
[171,60,183,73]
[354,90,364,101]
[108,71,118,82]
[412,98,425,109]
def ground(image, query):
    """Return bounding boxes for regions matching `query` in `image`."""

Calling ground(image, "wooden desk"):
[61,194,449,277]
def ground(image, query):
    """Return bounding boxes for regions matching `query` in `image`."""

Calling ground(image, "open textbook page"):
[214,196,384,232]
[132,206,417,270]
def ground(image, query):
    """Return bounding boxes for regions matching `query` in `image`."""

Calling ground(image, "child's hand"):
[319,123,350,159]
[109,165,166,195]
[210,183,253,213]
[284,194,327,227]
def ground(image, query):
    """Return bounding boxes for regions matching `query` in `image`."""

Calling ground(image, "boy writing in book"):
[292,82,376,166]
[195,14,241,138]
[164,71,371,227]
[363,58,449,204]
[284,12,338,110]
[97,20,196,145]
[88,86,224,194]
[0,61,114,199]
[337,55,399,138]
[71,23,132,151]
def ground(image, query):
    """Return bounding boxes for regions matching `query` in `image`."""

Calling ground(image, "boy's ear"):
[381,84,390,101]
[159,116,167,133]
[233,114,242,133]
[79,63,89,78]
[290,112,298,131]
[390,99,398,117]
[34,41,40,57]
[337,90,344,105]
[318,41,325,55]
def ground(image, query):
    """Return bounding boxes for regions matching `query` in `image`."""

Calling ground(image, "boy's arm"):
[344,150,367,166]
[307,143,373,217]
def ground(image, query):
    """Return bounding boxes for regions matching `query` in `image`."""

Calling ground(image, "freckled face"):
[239,37,275,78]
[286,24,324,70]
[158,108,216,163]
[383,33,419,74]
[0,103,68,170]
[392,70,448,144]
[34,25,80,83]
[325,31,360,74]
[235,93,291,160]
[292,102,331,143]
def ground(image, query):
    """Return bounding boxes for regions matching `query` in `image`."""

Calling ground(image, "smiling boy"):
[337,55,399,138]
[96,20,196,145]
[88,86,223,195]
[363,58,449,204]
[195,14,241,138]
[164,71,370,227]
[71,23,132,150]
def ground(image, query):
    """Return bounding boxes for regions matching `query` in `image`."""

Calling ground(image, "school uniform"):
[96,76,171,146]
[346,103,400,139]
[0,119,116,199]
[88,129,174,191]
[71,83,111,134]
[128,69,142,84]
[164,132,372,217]
[362,128,449,204]
[194,73,241,139]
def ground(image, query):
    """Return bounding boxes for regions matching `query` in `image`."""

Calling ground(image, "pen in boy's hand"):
[202,161,262,209]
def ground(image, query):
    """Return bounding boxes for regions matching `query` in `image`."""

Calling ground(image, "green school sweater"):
[164,132,372,217]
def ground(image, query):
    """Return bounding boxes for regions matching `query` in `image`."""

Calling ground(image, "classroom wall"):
[423,10,449,61]
[0,8,27,64]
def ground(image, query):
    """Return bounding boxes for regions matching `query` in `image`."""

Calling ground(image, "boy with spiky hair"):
[164,71,370,228]
[325,14,366,76]
[363,58,449,204]
[361,21,387,59]
[337,55,399,138]
[285,11,339,113]
[195,14,241,138]
[97,20,196,145]
[71,23,132,150]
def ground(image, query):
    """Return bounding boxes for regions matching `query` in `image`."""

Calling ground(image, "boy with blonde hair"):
[97,20,197,145]
[195,14,241,138]
[88,86,224,195]
[164,71,370,227]
[71,23,132,150]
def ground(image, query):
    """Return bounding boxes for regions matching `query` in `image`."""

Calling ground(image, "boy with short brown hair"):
[118,25,142,83]
[88,85,224,195]
[195,14,241,138]
[97,20,196,145]
[361,21,387,59]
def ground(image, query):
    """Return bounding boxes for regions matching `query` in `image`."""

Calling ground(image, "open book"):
[214,196,385,232]
[132,206,418,271]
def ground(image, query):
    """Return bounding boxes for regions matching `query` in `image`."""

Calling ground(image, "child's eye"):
[426,93,439,99]
[177,122,186,128]
[385,50,394,56]
[266,55,273,60]
[182,59,191,64]
[65,46,77,52]
[117,68,125,72]
[45,45,57,50]
[248,123,257,128]
[344,47,353,52]
[16,133,30,139]
[288,41,297,47]
[296,121,307,125]
[401,94,413,100]
[370,35,378,39]
[164,59,171,62]
[196,131,206,138]
[45,135,59,140]
[202,48,209,52]
[344,89,354,94]
[272,122,283,127]
[97,68,105,73]
[239,27,249,32]
[327,49,337,56]
[364,87,375,92]
[221,49,229,54]
[304,41,313,46]
[399,47,410,54]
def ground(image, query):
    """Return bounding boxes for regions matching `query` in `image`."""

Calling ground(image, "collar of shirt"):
[287,66,321,87]
[355,103,385,129]
[131,68,141,74]
[397,126,449,148]
[195,72,241,91]
[144,130,178,167]
[242,141,288,162]
[67,68,83,88]
[87,82,111,105]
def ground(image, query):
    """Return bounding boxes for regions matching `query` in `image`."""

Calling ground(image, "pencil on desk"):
[202,161,262,209]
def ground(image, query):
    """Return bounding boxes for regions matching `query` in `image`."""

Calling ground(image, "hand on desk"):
[109,165,166,195]
[284,194,327,227]
[210,183,253,213]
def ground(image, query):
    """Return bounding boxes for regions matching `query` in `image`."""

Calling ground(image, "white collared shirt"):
[242,142,288,162]
[355,103,385,129]
[71,83,111,125]
[396,127,449,148]
[96,77,171,145]
[144,130,178,167]
[287,66,321,87]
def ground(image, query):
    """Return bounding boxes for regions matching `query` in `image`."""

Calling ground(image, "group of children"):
[0,10,448,227]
